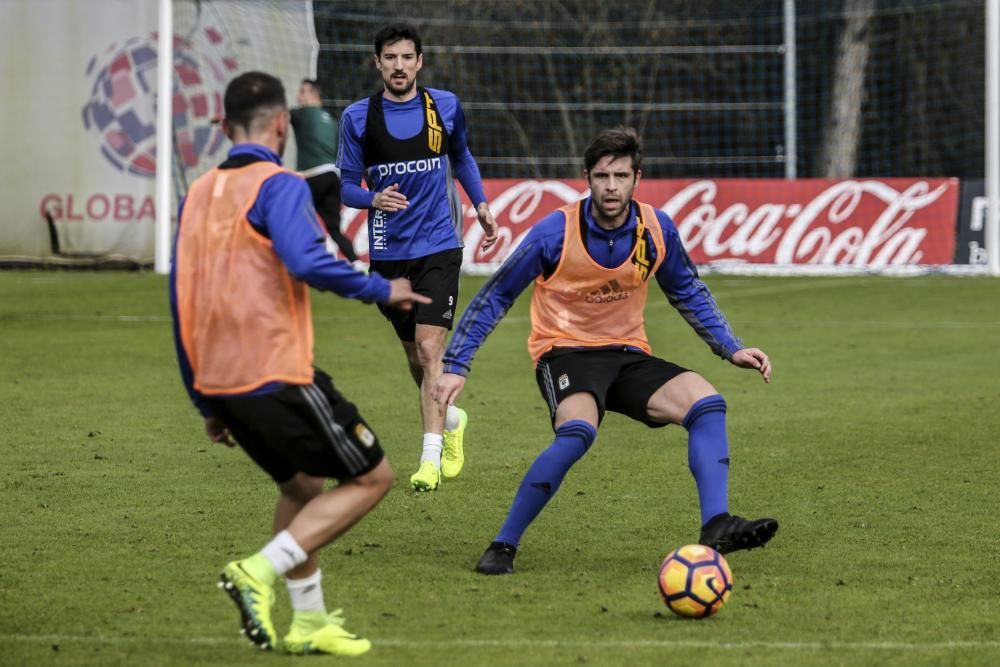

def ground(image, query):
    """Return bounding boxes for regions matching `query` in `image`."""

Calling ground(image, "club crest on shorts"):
[558,373,570,390]
[354,423,376,447]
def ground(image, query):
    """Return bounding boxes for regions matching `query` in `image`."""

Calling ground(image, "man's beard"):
[387,76,415,96]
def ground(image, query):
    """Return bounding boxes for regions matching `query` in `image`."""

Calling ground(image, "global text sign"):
[0,0,314,262]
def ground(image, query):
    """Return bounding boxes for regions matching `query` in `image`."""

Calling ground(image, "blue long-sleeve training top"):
[443,198,744,377]
[170,143,393,415]
[337,87,487,261]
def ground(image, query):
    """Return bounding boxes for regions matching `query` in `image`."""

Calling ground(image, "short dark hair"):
[223,71,286,132]
[374,23,423,57]
[300,78,322,96]
[584,126,642,173]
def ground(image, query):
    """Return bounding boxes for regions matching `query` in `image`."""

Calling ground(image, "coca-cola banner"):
[340,178,960,272]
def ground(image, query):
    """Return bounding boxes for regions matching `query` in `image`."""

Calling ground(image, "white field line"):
[3,279,998,329]
[726,320,1000,329]
[4,312,1000,330]
[3,634,999,651]
[702,277,875,300]
[0,313,351,323]
[0,313,1000,330]
[502,316,1000,330]
[0,313,170,322]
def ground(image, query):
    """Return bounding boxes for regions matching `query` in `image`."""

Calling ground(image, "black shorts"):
[534,348,690,428]
[204,369,384,483]
[369,247,462,341]
[306,171,342,232]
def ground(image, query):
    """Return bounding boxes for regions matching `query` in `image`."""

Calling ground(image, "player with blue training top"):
[338,23,498,492]
[171,71,429,654]
[433,127,779,575]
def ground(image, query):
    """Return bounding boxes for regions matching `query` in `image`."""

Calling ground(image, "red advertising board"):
[340,178,960,271]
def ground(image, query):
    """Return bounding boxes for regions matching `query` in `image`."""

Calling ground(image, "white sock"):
[260,530,307,577]
[444,405,462,431]
[420,433,443,467]
[286,569,326,614]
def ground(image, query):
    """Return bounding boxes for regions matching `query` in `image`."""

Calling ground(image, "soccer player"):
[433,127,779,575]
[337,23,498,492]
[170,71,429,653]
[289,78,362,268]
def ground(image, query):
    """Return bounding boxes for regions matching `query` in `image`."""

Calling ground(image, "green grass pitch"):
[1,271,999,666]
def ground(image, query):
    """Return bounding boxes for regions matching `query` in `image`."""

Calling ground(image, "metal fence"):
[313,0,985,179]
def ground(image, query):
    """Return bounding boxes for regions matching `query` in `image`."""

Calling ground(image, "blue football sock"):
[683,394,730,526]
[494,420,597,547]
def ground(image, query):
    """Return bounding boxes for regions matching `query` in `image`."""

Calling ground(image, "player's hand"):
[731,347,771,383]
[372,184,408,212]
[433,372,467,407]
[476,202,499,252]
[204,416,235,447]
[386,277,432,312]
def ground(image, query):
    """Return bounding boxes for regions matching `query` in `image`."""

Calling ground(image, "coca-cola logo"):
[340,177,959,268]
[463,180,585,264]
[664,179,952,266]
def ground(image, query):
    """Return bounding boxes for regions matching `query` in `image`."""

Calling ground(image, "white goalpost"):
[986,0,1000,276]
[152,0,317,274]
[155,0,173,275]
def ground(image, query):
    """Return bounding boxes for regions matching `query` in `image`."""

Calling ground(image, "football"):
[657,544,733,618]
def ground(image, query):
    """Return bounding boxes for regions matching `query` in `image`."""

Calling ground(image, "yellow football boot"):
[219,558,277,650]
[441,407,468,478]
[283,609,372,656]
[409,460,442,492]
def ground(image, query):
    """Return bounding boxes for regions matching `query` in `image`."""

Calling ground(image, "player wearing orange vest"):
[170,71,429,654]
[434,127,779,575]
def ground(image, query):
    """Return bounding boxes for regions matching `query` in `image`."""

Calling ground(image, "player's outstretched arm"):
[731,347,772,383]
[432,373,467,407]
[476,202,498,252]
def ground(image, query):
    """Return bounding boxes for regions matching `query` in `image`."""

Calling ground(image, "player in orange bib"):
[434,127,778,575]
[171,71,429,653]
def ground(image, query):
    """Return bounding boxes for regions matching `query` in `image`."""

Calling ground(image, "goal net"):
[168,0,318,196]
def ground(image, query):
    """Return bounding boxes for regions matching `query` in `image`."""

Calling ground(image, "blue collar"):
[228,143,283,165]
